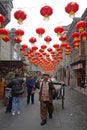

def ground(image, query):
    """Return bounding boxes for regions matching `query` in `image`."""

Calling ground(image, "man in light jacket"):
[39,73,55,126]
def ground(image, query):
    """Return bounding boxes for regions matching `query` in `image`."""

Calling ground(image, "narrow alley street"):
[0,87,87,130]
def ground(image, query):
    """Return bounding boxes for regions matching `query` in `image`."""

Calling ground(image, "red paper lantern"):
[65,51,70,56]
[44,36,52,44]
[80,31,87,41]
[36,27,45,37]
[20,46,25,53]
[65,2,79,17]
[71,32,80,40]
[40,5,53,20]
[24,53,28,58]
[2,36,10,42]
[61,42,67,49]
[73,39,80,49]
[42,52,47,56]
[0,28,8,39]
[14,37,22,43]
[66,44,71,50]
[65,44,71,56]
[15,29,24,39]
[53,43,59,50]
[54,26,64,36]
[39,49,44,53]
[47,47,53,53]
[31,46,38,51]
[21,44,28,51]
[0,14,5,27]
[75,20,86,32]
[59,35,67,43]
[29,37,37,45]
[41,44,47,50]
[14,10,27,24]
[58,55,63,61]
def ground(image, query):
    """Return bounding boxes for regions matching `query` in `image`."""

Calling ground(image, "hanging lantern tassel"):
[0,22,1,28]
[18,18,23,24]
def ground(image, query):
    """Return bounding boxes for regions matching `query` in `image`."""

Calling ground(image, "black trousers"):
[27,90,34,104]
[40,101,54,120]
[6,98,12,112]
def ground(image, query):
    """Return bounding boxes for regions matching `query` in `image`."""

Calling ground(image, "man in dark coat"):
[6,73,24,115]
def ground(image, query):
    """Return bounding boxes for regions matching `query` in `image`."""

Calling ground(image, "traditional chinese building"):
[66,8,87,88]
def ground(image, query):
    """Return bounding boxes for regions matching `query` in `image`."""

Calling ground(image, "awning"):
[0,60,28,66]
[70,60,85,66]
[0,60,28,77]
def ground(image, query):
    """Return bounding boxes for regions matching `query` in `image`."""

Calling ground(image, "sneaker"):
[17,111,20,115]
[12,112,15,116]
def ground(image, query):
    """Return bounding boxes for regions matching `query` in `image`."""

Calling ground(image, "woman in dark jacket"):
[26,75,35,104]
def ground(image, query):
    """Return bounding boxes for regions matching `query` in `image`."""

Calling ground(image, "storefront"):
[71,60,85,88]
[0,60,28,99]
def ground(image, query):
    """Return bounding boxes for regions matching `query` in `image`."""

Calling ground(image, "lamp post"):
[9,28,15,60]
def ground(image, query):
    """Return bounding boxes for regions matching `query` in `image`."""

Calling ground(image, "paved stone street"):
[0,87,87,130]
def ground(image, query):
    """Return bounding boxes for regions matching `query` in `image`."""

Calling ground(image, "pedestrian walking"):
[6,73,24,116]
[5,72,15,113]
[26,74,35,104]
[39,73,55,126]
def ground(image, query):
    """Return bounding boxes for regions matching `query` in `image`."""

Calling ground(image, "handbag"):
[5,87,12,98]
[31,87,35,94]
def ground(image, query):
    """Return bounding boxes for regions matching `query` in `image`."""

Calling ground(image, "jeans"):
[12,96,21,113]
